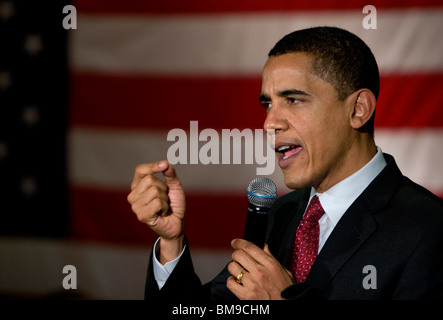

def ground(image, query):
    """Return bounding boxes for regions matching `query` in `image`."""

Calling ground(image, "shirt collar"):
[309,146,387,226]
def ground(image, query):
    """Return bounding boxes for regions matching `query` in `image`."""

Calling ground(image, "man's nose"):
[263,104,287,132]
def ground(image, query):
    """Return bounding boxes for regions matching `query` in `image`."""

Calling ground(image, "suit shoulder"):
[384,177,443,231]
[398,176,443,214]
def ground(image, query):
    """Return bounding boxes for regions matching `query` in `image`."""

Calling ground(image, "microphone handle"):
[243,203,269,248]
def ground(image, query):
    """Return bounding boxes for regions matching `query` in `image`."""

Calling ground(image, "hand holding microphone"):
[226,177,295,300]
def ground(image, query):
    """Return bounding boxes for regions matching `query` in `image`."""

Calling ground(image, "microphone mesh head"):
[247,177,277,208]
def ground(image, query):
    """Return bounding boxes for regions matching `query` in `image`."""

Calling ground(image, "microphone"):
[243,177,277,248]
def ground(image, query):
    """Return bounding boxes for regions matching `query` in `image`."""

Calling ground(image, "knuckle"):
[243,242,255,252]
[135,164,147,174]
[247,280,258,292]
[130,202,142,216]
[126,192,133,204]
[226,277,237,290]
[136,213,146,223]
[132,207,145,223]
[268,263,279,275]
[227,261,235,274]
[231,250,240,261]
[151,197,163,209]
[150,185,165,198]
[142,174,155,185]
[154,197,169,214]
[254,269,266,282]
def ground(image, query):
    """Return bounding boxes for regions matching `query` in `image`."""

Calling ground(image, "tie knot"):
[304,195,325,222]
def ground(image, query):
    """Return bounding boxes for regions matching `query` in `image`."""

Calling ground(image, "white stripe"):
[68,127,290,193]
[0,238,230,299]
[376,129,443,192]
[70,9,443,75]
[68,127,443,194]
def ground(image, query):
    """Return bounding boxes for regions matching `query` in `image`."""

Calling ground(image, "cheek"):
[311,123,351,177]
[315,108,348,142]
[304,115,348,166]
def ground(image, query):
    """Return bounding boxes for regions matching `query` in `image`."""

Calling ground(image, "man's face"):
[261,52,356,193]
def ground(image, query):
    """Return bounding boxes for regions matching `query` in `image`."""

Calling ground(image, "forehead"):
[263,52,313,72]
[261,52,332,96]
[262,53,313,88]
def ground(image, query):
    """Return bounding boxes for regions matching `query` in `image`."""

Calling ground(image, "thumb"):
[161,161,181,187]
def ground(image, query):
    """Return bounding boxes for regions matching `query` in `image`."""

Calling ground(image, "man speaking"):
[127,26,443,300]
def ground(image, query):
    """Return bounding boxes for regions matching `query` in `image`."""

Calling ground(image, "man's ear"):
[349,89,376,130]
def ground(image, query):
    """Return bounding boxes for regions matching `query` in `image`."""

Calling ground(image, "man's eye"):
[288,97,300,104]
[261,102,272,109]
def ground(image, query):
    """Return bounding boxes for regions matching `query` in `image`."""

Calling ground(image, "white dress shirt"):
[152,237,185,289]
[153,146,387,289]
[313,146,386,252]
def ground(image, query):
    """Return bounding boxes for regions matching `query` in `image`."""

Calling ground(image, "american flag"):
[0,1,69,237]
[0,0,442,299]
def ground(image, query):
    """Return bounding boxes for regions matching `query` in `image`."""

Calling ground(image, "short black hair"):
[269,26,379,135]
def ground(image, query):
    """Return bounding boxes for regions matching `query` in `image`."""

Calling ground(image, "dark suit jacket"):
[145,153,443,300]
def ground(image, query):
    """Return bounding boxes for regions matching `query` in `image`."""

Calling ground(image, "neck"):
[314,135,377,193]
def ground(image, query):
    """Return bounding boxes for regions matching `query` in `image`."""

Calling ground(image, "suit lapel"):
[306,196,378,289]
[306,153,403,289]
[278,193,310,268]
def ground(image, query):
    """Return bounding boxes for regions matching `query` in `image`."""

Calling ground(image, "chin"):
[283,175,310,191]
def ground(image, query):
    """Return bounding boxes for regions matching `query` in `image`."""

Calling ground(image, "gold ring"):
[236,269,247,284]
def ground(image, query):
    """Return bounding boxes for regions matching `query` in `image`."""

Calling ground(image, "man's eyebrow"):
[259,94,270,103]
[277,89,311,98]
[259,89,311,103]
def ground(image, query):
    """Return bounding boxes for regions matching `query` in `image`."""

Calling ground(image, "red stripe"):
[70,185,250,249]
[73,0,443,15]
[376,73,443,128]
[69,72,443,130]
[69,72,264,131]
[68,185,155,246]
[69,185,442,246]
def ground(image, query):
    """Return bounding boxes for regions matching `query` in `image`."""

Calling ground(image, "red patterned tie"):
[290,195,325,283]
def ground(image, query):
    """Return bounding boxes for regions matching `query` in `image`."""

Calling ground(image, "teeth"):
[277,146,292,152]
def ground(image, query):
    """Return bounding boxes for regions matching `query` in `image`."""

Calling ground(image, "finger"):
[261,243,283,270]
[227,260,248,279]
[129,183,169,210]
[226,276,244,298]
[130,174,168,200]
[132,192,171,225]
[231,250,259,275]
[138,201,170,227]
[232,239,280,274]
[127,177,167,208]
[162,161,182,188]
[231,238,261,252]
[231,239,263,262]
[131,160,169,190]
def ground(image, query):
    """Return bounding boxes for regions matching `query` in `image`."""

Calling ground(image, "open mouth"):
[275,145,302,160]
